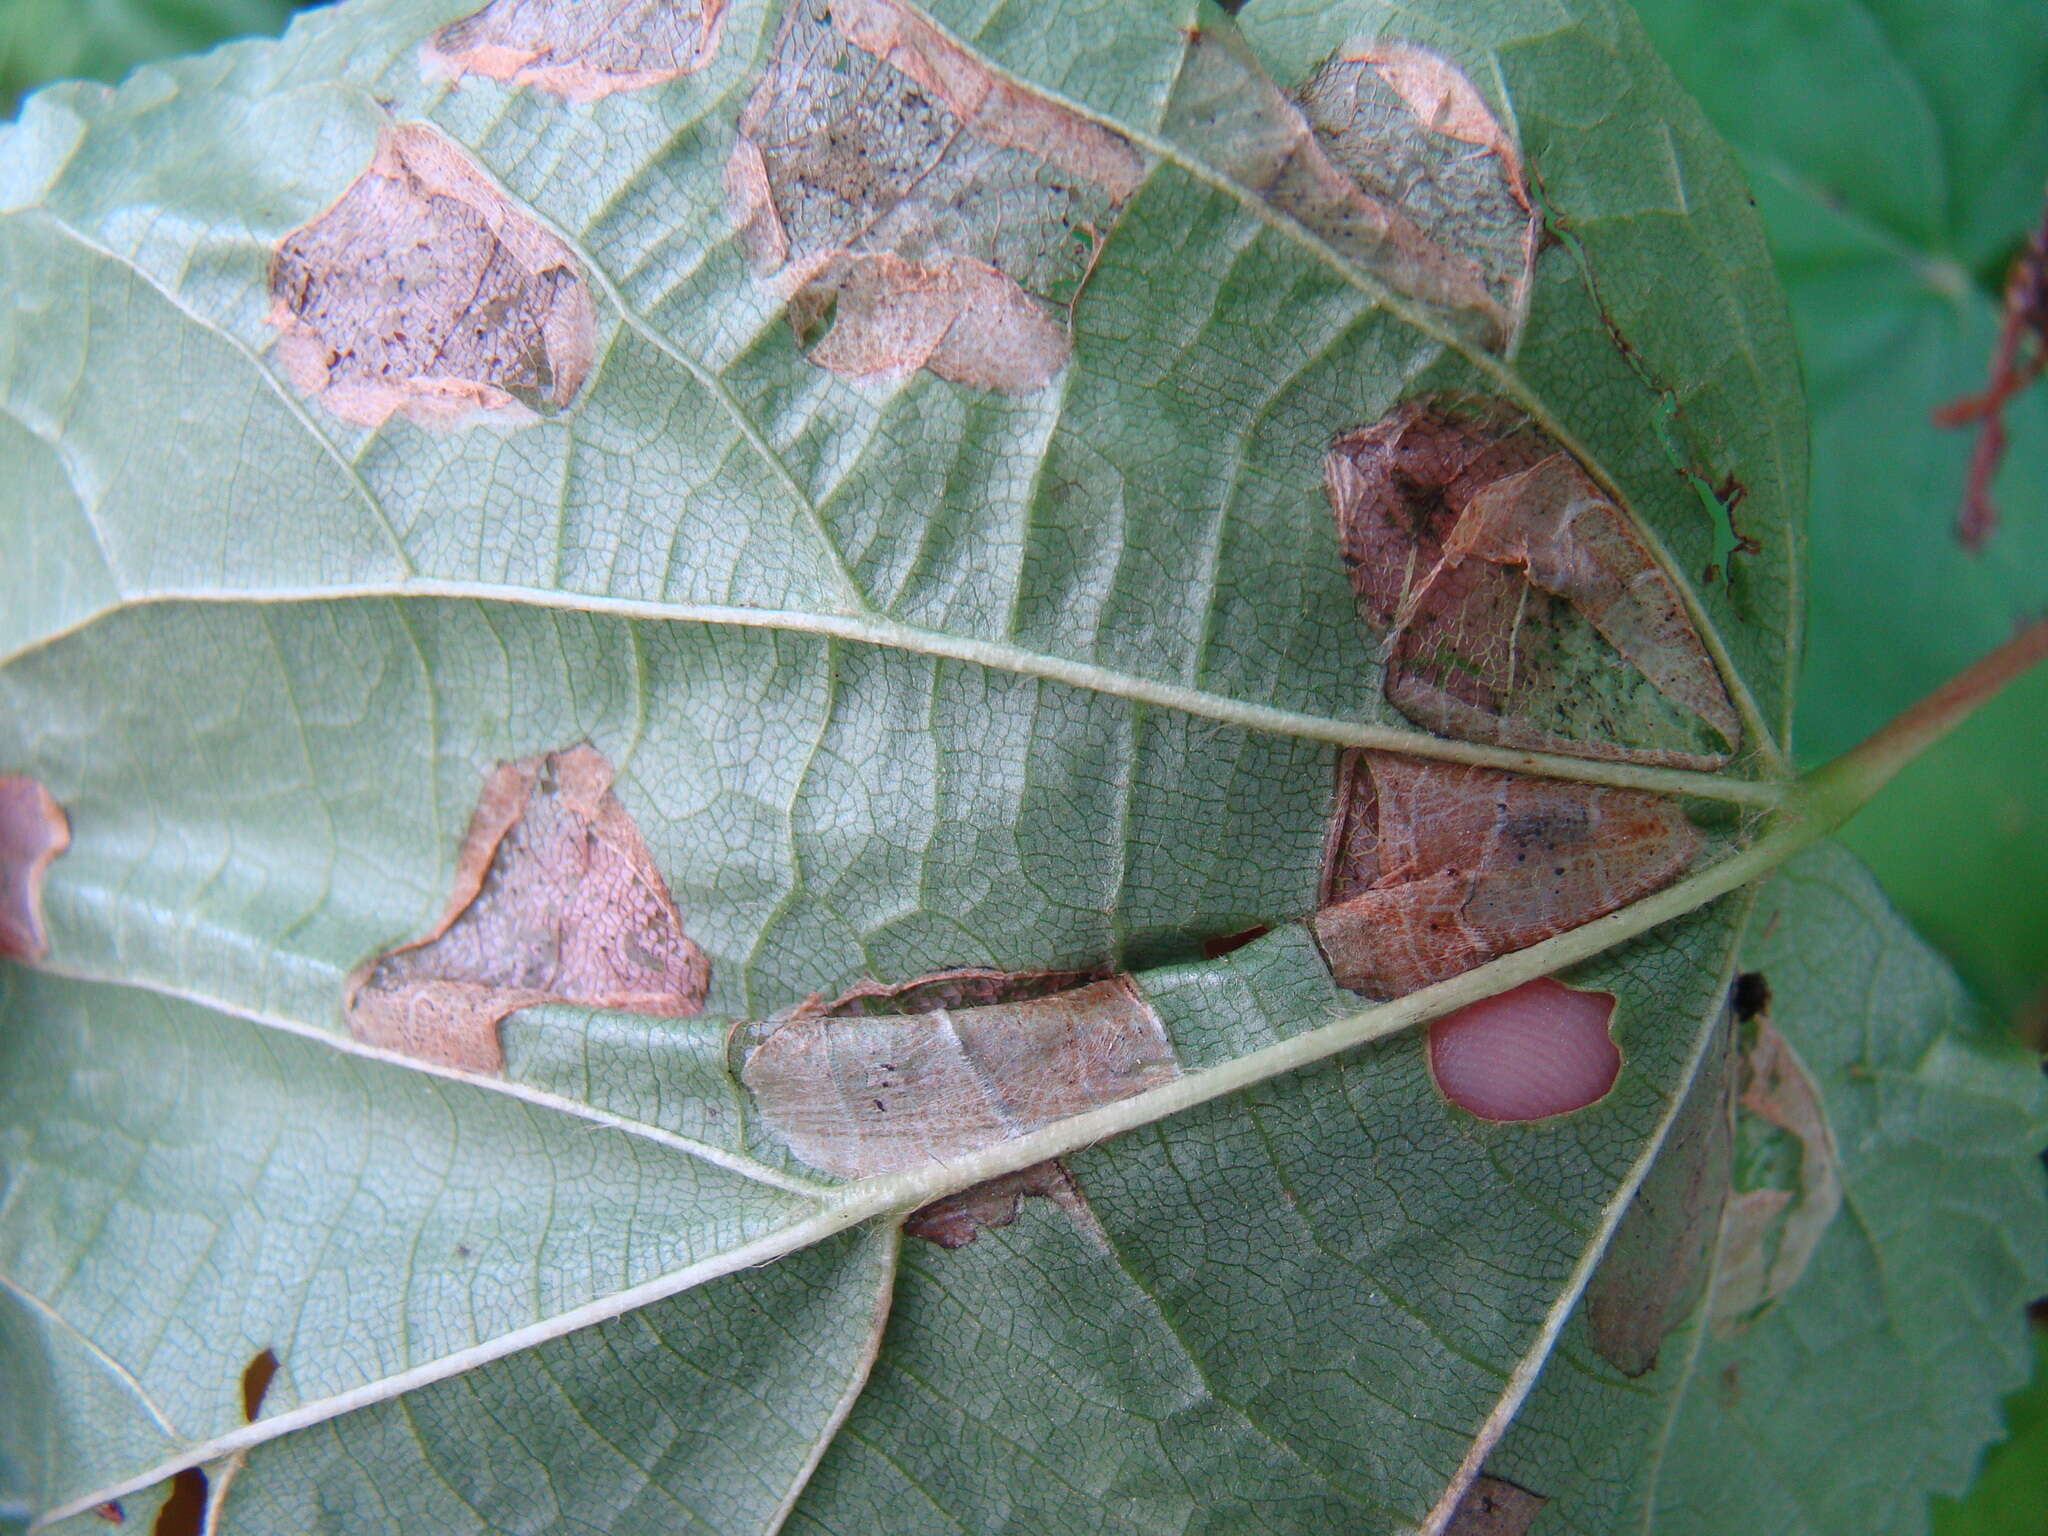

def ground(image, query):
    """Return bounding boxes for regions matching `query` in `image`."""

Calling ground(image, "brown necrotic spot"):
[266,123,595,428]
[1427,978,1619,1123]
[0,775,69,962]
[151,1469,207,1536]
[1444,1475,1547,1536]
[1326,396,1740,767]
[1730,969,1770,1021]
[425,0,729,101]
[1710,1014,1842,1332]
[734,974,1178,1180]
[240,1347,280,1422]
[1587,1010,1736,1377]
[1310,749,1701,996]
[346,744,708,1073]
[903,1158,1105,1250]
[1164,21,1536,351]
[727,0,1145,392]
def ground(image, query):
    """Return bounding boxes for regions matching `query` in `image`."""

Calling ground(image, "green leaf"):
[1629,0,2048,1016]
[1479,845,2048,1535]
[0,0,2037,1530]
[1934,1329,2048,1536]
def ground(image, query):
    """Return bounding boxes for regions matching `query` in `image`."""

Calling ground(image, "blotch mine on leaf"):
[345,744,708,1073]
[1326,397,1741,767]
[0,775,69,962]
[1164,20,1535,351]
[797,964,1108,1020]
[424,0,728,101]
[1586,1008,1735,1377]
[904,1158,1107,1250]
[1310,750,1701,996]
[266,123,595,427]
[734,975,1179,1180]
[240,1347,280,1421]
[1426,978,1619,1122]
[727,0,1145,392]
[151,1469,207,1536]
[1444,1475,1547,1535]
[1710,1015,1842,1332]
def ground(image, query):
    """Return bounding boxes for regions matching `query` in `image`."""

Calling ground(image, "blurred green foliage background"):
[2,0,2042,1529]
[2,0,296,115]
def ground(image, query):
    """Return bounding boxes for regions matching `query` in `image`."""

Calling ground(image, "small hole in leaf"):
[1202,925,1269,959]
[1731,970,1771,1021]
[151,1469,208,1536]
[1427,978,1619,1122]
[241,1347,279,1421]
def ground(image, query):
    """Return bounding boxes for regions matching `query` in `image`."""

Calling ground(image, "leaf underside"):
[0,1,2038,1533]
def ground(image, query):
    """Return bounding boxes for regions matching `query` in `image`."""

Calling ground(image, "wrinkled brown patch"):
[346,744,708,1072]
[267,123,595,427]
[0,775,69,962]
[905,1158,1108,1250]
[151,1469,207,1536]
[425,0,729,101]
[240,1347,280,1421]
[727,0,1144,391]
[1444,1475,1547,1536]
[1711,1017,1842,1332]
[736,975,1178,1178]
[1586,1012,1735,1376]
[1310,750,1700,996]
[798,964,1109,1020]
[1164,22,1535,351]
[1326,397,1740,767]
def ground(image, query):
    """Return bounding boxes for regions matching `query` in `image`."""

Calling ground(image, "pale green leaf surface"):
[0,0,1802,759]
[0,0,2024,1531]
[0,966,821,1505]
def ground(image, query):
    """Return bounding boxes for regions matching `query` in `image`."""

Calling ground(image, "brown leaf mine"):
[735,975,1179,1179]
[346,745,708,1073]
[150,1470,207,1536]
[267,124,595,427]
[1710,1016,1842,1332]
[0,776,69,962]
[797,964,1109,1020]
[1444,1475,1547,1536]
[903,1158,1106,1250]
[1327,397,1740,767]
[1311,750,1701,996]
[727,0,1145,392]
[1587,1011,1735,1377]
[1165,24,1536,350]
[424,0,729,101]
[240,1347,280,1421]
